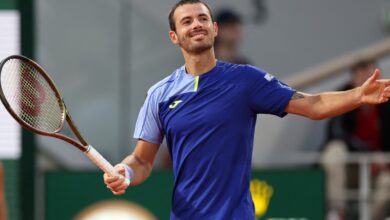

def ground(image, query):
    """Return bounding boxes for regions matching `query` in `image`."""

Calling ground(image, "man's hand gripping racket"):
[0,55,130,190]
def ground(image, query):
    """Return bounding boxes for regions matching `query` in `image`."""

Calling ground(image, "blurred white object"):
[74,200,156,220]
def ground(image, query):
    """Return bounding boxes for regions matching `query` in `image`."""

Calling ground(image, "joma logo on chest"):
[169,100,183,109]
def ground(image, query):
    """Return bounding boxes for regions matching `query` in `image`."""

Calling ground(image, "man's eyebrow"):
[179,13,210,23]
[198,13,209,18]
[179,16,192,23]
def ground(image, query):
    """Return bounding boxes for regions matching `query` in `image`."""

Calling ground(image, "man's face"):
[169,3,218,55]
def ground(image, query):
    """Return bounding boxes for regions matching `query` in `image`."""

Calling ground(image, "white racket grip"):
[85,145,130,186]
[85,145,117,176]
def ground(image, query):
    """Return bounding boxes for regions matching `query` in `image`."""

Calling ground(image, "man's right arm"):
[103,139,160,195]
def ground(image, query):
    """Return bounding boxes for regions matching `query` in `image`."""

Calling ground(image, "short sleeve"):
[133,88,164,144]
[246,65,295,117]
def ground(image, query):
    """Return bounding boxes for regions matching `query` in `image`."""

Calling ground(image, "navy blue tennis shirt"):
[134,61,295,219]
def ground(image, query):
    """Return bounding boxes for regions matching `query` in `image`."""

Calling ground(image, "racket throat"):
[85,145,92,153]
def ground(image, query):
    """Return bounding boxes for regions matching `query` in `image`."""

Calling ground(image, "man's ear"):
[213,22,218,38]
[169,31,179,45]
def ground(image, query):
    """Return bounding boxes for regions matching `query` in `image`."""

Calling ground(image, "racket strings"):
[0,58,65,133]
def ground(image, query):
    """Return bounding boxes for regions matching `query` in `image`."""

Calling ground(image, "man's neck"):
[182,48,217,76]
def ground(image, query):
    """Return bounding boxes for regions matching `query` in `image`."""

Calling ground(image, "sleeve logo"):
[264,73,274,82]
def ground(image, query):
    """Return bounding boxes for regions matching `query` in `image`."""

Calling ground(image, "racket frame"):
[0,55,131,184]
[0,55,88,152]
[0,55,127,181]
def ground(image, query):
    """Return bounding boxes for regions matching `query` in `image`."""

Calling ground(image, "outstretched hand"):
[359,69,390,104]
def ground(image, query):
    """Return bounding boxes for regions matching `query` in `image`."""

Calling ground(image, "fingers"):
[360,69,390,104]
[103,166,129,195]
[379,97,389,103]
[384,86,390,94]
[377,79,390,86]
[109,179,128,191]
[112,190,126,196]
[104,175,129,195]
[373,68,390,85]
[103,173,117,184]
[380,85,390,100]
[379,86,390,103]
[107,178,128,196]
[105,176,126,196]
[368,68,381,83]
[380,86,390,96]
[106,176,125,188]
[114,164,133,186]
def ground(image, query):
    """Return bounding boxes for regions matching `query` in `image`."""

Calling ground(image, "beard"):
[178,30,215,55]
[180,40,213,54]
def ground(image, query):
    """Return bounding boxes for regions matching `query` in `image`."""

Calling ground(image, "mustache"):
[188,29,208,37]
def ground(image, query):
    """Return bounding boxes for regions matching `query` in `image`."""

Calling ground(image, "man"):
[104,0,390,219]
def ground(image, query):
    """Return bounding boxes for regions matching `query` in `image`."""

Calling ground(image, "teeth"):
[191,32,205,37]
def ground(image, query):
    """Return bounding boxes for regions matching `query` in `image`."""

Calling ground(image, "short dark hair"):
[168,0,214,32]
[215,9,242,26]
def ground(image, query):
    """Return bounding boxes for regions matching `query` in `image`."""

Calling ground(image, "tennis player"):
[104,0,390,219]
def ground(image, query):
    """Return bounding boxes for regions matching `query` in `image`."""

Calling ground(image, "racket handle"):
[84,145,117,176]
[84,145,130,185]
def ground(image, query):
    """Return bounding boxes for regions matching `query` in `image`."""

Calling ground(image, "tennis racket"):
[0,55,128,183]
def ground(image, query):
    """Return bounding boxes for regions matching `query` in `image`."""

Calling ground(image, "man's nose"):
[192,18,203,29]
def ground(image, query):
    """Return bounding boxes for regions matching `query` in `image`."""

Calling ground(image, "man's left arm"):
[285,69,390,120]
